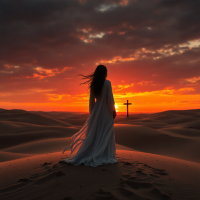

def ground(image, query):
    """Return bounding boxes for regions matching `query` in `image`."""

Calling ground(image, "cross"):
[123,100,132,117]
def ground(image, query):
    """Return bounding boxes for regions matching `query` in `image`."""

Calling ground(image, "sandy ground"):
[0,108,200,200]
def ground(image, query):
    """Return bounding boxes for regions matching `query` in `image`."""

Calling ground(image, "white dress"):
[62,79,118,167]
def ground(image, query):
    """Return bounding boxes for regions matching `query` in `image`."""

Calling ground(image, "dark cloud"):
[0,0,200,95]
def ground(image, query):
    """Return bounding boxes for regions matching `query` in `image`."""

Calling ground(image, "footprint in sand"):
[88,189,118,200]
[116,161,171,200]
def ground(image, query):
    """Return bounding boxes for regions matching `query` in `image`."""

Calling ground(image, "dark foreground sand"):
[0,108,200,200]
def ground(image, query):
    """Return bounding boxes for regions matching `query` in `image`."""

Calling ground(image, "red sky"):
[0,0,200,113]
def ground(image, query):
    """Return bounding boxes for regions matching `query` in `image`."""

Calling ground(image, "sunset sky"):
[0,0,200,113]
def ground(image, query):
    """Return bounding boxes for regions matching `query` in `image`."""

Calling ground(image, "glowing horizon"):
[1,83,200,113]
[0,0,200,112]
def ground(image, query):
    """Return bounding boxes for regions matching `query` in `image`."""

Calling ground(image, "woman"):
[62,65,117,167]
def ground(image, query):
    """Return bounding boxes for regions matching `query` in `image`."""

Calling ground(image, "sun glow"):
[115,104,118,112]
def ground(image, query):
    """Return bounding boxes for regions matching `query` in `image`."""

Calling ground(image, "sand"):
[0,108,200,200]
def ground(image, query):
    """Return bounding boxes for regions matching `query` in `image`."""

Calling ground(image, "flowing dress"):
[62,79,118,167]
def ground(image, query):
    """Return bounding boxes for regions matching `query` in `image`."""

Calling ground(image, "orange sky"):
[1,74,200,113]
[0,0,200,113]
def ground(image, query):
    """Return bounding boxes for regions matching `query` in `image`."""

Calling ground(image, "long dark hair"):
[78,65,107,98]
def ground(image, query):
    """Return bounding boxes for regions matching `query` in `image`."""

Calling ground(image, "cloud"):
[113,83,134,91]
[46,93,71,101]
[0,0,200,110]
[21,67,72,79]
[184,76,200,84]
[113,87,196,99]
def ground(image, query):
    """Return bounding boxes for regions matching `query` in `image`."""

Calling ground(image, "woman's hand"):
[113,109,117,119]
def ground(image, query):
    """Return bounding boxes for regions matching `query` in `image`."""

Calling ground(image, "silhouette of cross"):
[123,100,132,117]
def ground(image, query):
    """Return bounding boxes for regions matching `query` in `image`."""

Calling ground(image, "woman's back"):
[89,79,115,117]
[62,67,117,167]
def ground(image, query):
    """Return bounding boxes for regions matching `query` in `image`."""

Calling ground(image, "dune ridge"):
[1,108,200,163]
[0,108,200,199]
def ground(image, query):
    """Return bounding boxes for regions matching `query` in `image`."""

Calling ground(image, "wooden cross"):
[123,100,132,117]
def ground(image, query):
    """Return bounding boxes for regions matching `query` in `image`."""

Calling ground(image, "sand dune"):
[0,109,72,127]
[184,119,200,130]
[2,139,135,155]
[0,151,200,200]
[0,108,200,199]
[0,121,22,134]
[154,115,196,124]
[1,108,200,163]
[114,124,200,163]
[0,151,37,162]
[2,137,72,154]
[31,111,90,126]
[160,127,200,137]
[0,127,78,149]
[149,109,200,118]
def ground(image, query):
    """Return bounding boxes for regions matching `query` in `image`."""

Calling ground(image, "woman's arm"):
[113,109,117,119]
[89,89,95,114]
[107,80,117,119]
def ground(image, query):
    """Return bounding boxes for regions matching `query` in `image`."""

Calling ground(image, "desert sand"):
[0,108,200,200]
